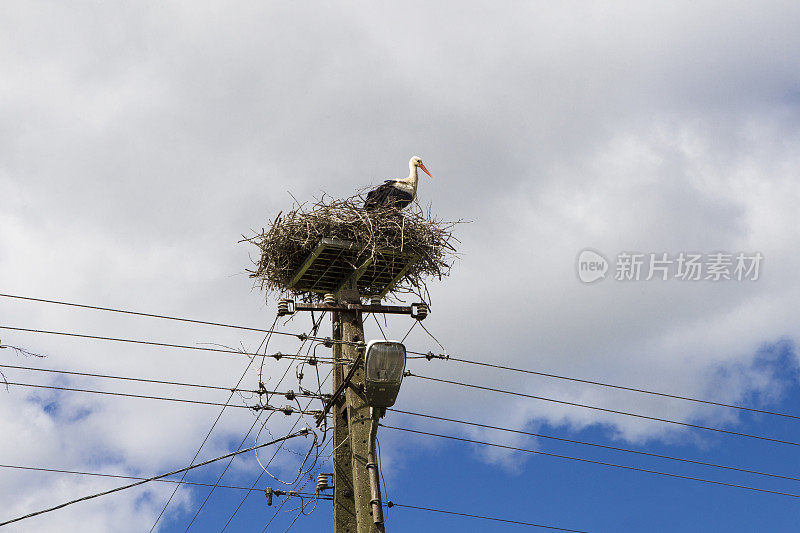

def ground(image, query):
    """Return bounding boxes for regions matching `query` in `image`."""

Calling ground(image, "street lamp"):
[363,340,406,409]
[362,339,406,526]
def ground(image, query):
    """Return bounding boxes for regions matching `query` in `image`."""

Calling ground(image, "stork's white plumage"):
[364,156,433,210]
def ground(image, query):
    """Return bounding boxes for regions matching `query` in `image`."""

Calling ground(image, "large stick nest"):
[245,195,460,302]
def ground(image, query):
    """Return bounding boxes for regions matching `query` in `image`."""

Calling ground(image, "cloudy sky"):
[2,2,800,531]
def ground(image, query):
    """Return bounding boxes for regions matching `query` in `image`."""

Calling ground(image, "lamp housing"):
[363,340,406,408]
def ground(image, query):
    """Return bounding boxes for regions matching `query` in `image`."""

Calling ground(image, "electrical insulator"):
[317,473,332,492]
[277,298,294,317]
[411,302,428,321]
[265,487,273,506]
[324,293,336,305]
[370,295,381,306]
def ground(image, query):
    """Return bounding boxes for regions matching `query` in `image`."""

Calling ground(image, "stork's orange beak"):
[419,162,433,178]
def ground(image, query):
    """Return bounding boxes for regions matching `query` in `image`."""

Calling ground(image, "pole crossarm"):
[297,302,413,314]
[284,300,425,316]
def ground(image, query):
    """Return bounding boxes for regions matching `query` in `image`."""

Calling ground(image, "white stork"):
[364,156,433,210]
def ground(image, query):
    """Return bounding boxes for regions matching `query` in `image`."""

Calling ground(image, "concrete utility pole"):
[283,286,420,531]
[332,307,357,532]
[333,281,385,533]
[287,292,419,533]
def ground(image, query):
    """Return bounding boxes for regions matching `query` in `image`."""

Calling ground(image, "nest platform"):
[287,237,418,297]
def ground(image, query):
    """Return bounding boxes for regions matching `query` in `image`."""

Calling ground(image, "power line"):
[0,293,301,338]
[9,291,793,422]
[388,408,800,485]
[0,463,293,492]
[408,372,800,447]
[6,381,250,409]
[418,354,800,421]
[10,291,786,422]
[381,425,800,500]
[151,322,278,532]
[190,352,310,530]
[195,319,329,530]
[0,430,313,527]
[185,361,322,531]
[222,343,335,530]
[0,293,357,345]
[0,325,341,363]
[186,404,273,530]
[5,381,324,416]
[0,363,319,399]
[386,502,589,532]
[221,367,335,531]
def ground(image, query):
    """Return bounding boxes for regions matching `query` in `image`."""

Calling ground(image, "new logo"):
[577,249,608,284]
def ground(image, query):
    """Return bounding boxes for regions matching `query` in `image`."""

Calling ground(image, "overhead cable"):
[389,408,800,484]
[5,381,323,416]
[0,429,312,527]
[407,372,800,447]
[0,363,318,398]
[386,501,588,532]
[0,325,343,362]
[381,425,800,500]
[418,354,800,421]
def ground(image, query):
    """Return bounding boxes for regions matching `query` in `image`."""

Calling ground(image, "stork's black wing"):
[364,181,408,210]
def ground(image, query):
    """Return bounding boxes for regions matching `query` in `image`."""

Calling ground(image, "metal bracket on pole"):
[366,411,384,525]
[316,358,361,427]
[296,301,417,315]
[279,299,429,318]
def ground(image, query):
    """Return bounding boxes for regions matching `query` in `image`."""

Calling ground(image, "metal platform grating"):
[287,238,418,297]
